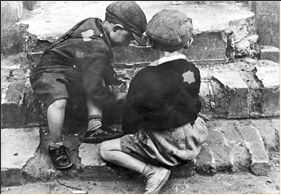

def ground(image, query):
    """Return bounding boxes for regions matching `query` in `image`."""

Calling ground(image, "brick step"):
[1,51,279,128]
[1,118,279,187]
[13,1,257,64]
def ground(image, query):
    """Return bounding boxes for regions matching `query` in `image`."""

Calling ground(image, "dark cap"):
[106,1,147,44]
[146,9,193,51]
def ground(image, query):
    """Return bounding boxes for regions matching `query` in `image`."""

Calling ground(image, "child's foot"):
[48,144,73,170]
[144,167,171,194]
[80,126,123,143]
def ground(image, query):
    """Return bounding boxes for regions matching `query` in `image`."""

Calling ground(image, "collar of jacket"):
[149,52,188,66]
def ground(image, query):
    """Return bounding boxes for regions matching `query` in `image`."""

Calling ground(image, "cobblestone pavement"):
[1,159,279,194]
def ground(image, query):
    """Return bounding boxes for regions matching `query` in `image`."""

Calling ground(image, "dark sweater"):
[122,59,201,134]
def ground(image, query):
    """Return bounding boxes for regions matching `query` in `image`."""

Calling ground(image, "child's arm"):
[79,41,114,106]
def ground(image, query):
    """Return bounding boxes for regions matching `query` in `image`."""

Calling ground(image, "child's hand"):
[111,81,128,101]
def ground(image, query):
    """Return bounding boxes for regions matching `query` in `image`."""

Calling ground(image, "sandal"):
[79,126,123,143]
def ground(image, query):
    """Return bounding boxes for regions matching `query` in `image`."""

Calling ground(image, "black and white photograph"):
[1,1,280,194]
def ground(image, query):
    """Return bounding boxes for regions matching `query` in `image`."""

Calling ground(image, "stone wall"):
[1,1,38,55]
[252,1,280,48]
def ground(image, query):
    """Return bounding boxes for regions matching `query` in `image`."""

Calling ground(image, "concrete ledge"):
[20,1,255,62]
[207,129,232,172]
[194,144,216,176]
[1,1,23,25]
[208,120,251,172]
[2,58,279,128]
[236,122,271,176]
[199,81,214,119]
[1,118,278,186]
[1,127,40,186]
[255,60,280,117]
[209,66,249,118]
[1,23,28,55]
[252,119,280,152]
[260,46,280,63]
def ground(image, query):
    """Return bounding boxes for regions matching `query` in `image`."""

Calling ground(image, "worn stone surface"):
[208,120,250,172]
[199,81,214,119]
[113,33,226,63]
[206,128,232,172]
[78,143,120,181]
[1,127,40,169]
[79,143,105,168]
[1,1,23,25]
[19,1,254,41]
[1,54,40,128]
[231,60,263,117]
[260,46,280,63]
[187,32,226,61]
[1,79,39,128]
[254,1,280,48]
[2,118,278,186]
[194,144,216,176]
[235,34,259,58]
[255,60,280,117]
[23,1,39,11]
[252,118,280,152]
[1,127,40,186]
[19,1,255,62]
[210,66,249,118]
[1,169,22,187]
[236,121,270,176]
[1,23,29,55]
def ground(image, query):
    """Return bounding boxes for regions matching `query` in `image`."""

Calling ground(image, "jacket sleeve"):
[77,40,115,106]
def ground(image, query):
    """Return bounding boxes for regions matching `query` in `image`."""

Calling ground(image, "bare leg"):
[47,98,73,170]
[86,99,102,130]
[100,138,146,173]
[100,138,171,194]
[47,99,67,143]
[87,99,102,116]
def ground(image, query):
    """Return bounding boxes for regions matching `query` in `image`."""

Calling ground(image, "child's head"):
[145,9,193,52]
[104,1,147,47]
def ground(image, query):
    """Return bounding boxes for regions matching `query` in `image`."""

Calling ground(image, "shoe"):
[48,144,73,170]
[79,126,123,144]
[144,167,171,194]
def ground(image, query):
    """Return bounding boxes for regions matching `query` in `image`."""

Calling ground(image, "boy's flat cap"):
[146,9,193,51]
[106,1,147,44]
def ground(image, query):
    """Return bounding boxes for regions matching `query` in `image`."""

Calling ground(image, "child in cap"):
[30,1,147,170]
[100,9,208,194]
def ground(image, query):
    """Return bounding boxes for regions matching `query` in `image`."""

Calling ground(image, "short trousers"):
[30,72,81,109]
[30,71,119,124]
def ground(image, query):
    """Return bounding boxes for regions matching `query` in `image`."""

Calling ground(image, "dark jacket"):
[122,58,201,134]
[31,18,121,105]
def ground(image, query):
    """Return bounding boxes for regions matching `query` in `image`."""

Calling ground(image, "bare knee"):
[100,138,122,161]
[50,99,67,110]
[99,141,110,160]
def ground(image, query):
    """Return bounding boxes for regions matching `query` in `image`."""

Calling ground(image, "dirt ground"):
[1,157,279,194]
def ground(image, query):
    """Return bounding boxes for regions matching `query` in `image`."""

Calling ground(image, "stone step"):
[1,118,279,187]
[1,52,279,128]
[16,1,256,63]
[1,53,40,128]
[259,45,280,63]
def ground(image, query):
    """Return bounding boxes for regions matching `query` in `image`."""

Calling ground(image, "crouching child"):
[99,9,208,194]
